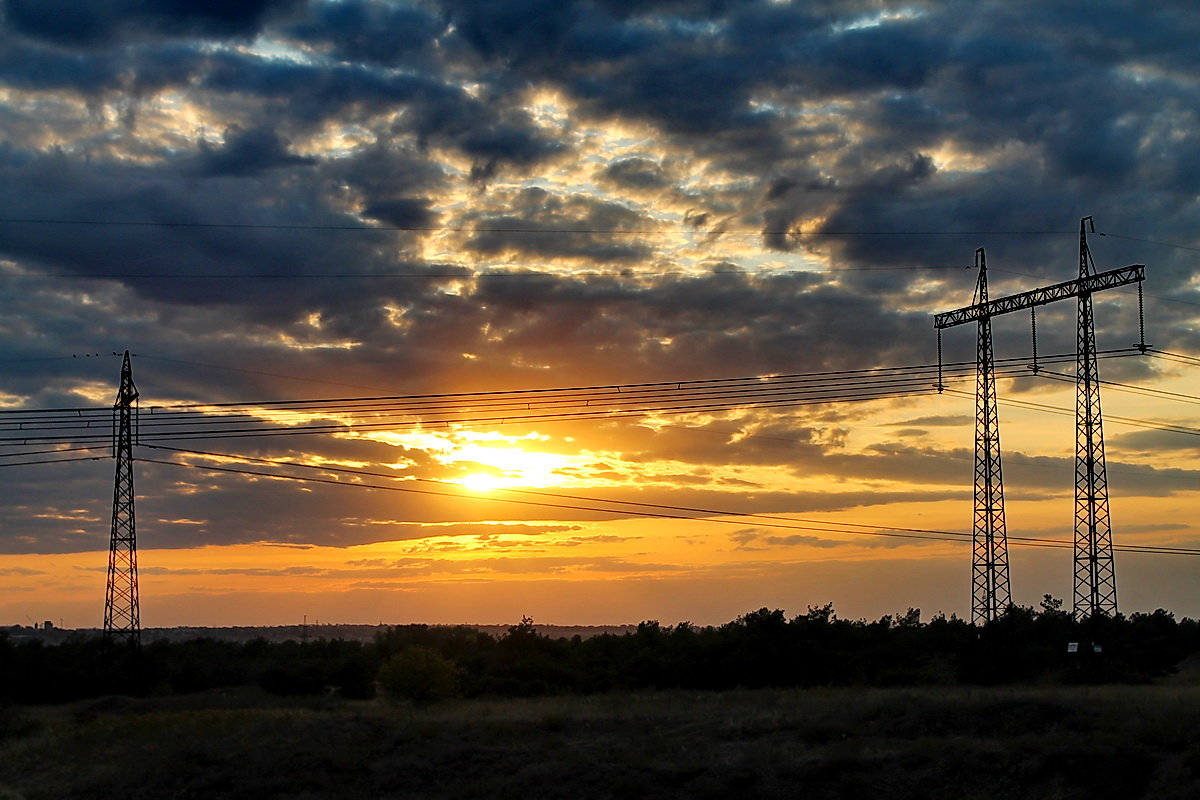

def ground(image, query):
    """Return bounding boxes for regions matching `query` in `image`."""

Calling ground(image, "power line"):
[6,347,1187,462]
[0,387,950,444]
[1098,231,1200,254]
[3,368,963,425]
[945,387,1200,438]
[0,455,106,468]
[139,358,986,411]
[0,445,111,458]
[136,355,396,393]
[1034,367,1200,408]
[0,353,114,364]
[46,375,970,428]
[0,362,1064,438]
[119,352,1140,414]
[0,352,1149,445]
[0,348,1133,418]
[1148,349,1200,368]
[0,373,964,429]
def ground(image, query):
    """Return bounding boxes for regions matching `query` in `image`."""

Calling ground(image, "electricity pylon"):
[103,350,140,647]
[1073,217,1117,618]
[934,228,1143,624]
[969,248,1011,624]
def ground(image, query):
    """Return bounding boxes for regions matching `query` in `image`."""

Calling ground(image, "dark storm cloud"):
[3,0,299,48]
[0,34,208,97]
[188,126,315,177]
[598,158,673,191]
[361,197,437,229]
[459,268,929,388]
[333,142,448,202]
[0,149,409,310]
[195,50,565,175]
[0,29,561,177]
[284,0,446,68]
[447,0,936,130]
[0,458,116,555]
[200,50,454,125]
[464,187,654,264]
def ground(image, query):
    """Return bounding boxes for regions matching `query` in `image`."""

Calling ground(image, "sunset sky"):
[2,0,1199,629]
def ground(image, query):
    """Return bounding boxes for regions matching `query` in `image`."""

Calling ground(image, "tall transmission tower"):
[934,227,1143,624]
[103,350,140,647]
[970,248,1011,623]
[1073,218,1117,618]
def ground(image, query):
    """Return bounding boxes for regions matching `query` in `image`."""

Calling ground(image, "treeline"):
[1,599,1198,704]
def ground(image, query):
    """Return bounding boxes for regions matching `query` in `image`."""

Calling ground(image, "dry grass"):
[1,685,1198,799]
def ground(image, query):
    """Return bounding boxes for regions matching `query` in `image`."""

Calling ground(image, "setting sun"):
[458,472,503,492]
[448,443,576,490]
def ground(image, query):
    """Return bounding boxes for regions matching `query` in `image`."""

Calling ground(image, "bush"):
[378,647,461,704]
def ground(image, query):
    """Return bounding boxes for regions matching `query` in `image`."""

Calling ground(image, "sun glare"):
[450,444,574,491]
[459,473,504,492]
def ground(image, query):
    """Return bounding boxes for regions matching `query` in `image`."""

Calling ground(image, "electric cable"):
[1033,369,1200,408]
[0,352,1151,445]
[0,348,1134,419]
[0,387,949,444]
[0,445,112,458]
[944,387,1200,437]
[0,455,107,468]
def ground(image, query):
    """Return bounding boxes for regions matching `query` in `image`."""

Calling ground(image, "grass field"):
[2,685,1198,799]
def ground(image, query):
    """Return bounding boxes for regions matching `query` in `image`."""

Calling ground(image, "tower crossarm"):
[934,265,1144,329]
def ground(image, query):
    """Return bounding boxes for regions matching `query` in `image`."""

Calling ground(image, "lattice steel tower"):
[1073,218,1117,618]
[103,350,140,647]
[935,229,1142,626]
[970,248,1011,623]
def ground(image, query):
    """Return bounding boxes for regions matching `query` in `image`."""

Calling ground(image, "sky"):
[1,0,1199,628]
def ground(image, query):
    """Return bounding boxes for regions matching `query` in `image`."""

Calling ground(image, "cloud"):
[1110,428,1200,455]
[598,157,673,192]
[284,1,446,68]
[3,0,299,49]
[728,526,939,552]
[885,415,973,427]
[463,187,655,264]
[188,126,315,177]
[0,566,44,575]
